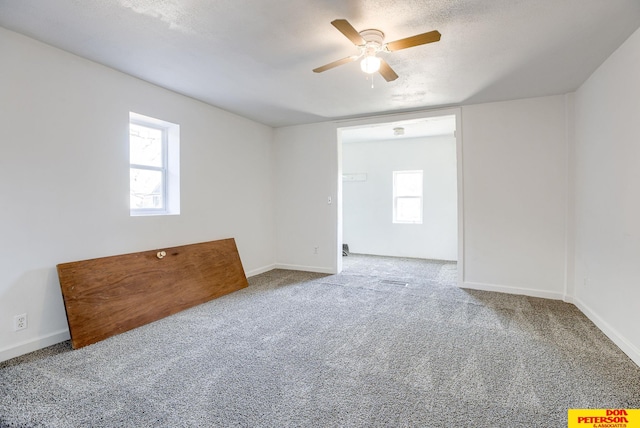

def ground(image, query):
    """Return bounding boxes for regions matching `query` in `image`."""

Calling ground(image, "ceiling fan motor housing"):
[359,29,385,55]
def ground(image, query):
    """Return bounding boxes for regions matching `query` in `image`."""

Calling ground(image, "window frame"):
[129,112,180,217]
[392,170,424,224]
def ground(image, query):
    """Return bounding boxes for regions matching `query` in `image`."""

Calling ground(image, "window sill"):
[130,210,180,217]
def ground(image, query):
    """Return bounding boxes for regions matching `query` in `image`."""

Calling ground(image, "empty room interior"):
[341,115,458,262]
[1,1,640,426]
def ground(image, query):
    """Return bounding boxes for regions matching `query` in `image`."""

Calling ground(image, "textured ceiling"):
[1,0,639,127]
[341,115,456,143]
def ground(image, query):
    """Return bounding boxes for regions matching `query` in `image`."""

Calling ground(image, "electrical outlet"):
[14,313,27,331]
[314,246,319,254]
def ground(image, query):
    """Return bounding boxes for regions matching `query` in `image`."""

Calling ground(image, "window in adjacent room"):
[393,170,423,224]
[129,112,180,216]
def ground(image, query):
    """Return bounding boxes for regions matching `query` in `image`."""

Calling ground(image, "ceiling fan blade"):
[378,58,399,82]
[331,19,365,46]
[386,30,441,52]
[313,56,358,73]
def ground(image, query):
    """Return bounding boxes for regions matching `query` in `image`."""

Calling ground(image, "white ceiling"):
[1,0,639,128]
[341,114,456,143]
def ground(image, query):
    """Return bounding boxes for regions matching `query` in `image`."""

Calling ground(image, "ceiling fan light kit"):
[313,19,441,83]
[358,29,384,74]
[361,55,381,73]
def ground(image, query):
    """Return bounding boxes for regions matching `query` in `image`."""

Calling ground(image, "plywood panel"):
[57,238,248,349]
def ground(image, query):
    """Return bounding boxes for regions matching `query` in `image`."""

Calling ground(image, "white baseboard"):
[274,263,335,275]
[0,329,70,363]
[573,297,640,368]
[462,281,640,368]
[461,281,565,300]
[245,264,277,277]
[246,263,336,277]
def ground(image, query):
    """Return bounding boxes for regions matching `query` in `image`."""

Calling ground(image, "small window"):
[393,170,423,224]
[129,112,180,216]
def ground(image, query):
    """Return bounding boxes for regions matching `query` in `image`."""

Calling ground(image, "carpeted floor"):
[1,254,639,427]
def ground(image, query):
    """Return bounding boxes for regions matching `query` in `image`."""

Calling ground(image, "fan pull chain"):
[367,73,375,89]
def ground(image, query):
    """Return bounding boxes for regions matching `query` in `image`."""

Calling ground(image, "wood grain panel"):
[57,238,248,349]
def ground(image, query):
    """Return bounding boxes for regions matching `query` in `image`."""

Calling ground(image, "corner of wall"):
[0,330,70,363]
[573,297,640,368]
[563,92,576,301]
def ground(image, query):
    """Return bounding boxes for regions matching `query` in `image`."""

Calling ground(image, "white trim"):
[0,329,70,363]
[573,297,640,368]
[460,281,565,301]
[455,110,464,287]
[274,263,335,274]
[336,132,344,274]
[392,170,424,224]
[129,121,168,213]
[335,107,464,279]
[245,264,277,277]
[129,111,180,216]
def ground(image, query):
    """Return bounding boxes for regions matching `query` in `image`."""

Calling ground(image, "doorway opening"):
[336,112,462,276]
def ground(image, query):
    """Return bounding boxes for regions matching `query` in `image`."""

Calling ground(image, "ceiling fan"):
[313,19,441,82]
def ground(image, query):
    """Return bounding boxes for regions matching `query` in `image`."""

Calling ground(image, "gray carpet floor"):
[1,254,639,427]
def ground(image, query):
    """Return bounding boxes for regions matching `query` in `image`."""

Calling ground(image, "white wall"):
[0,27,275,362]
[273,122,340,273]
[342,136,458,260]
[460,96,569,299]
[573,27,640,366]
[274,100,568,301]
[273,109,462,275]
